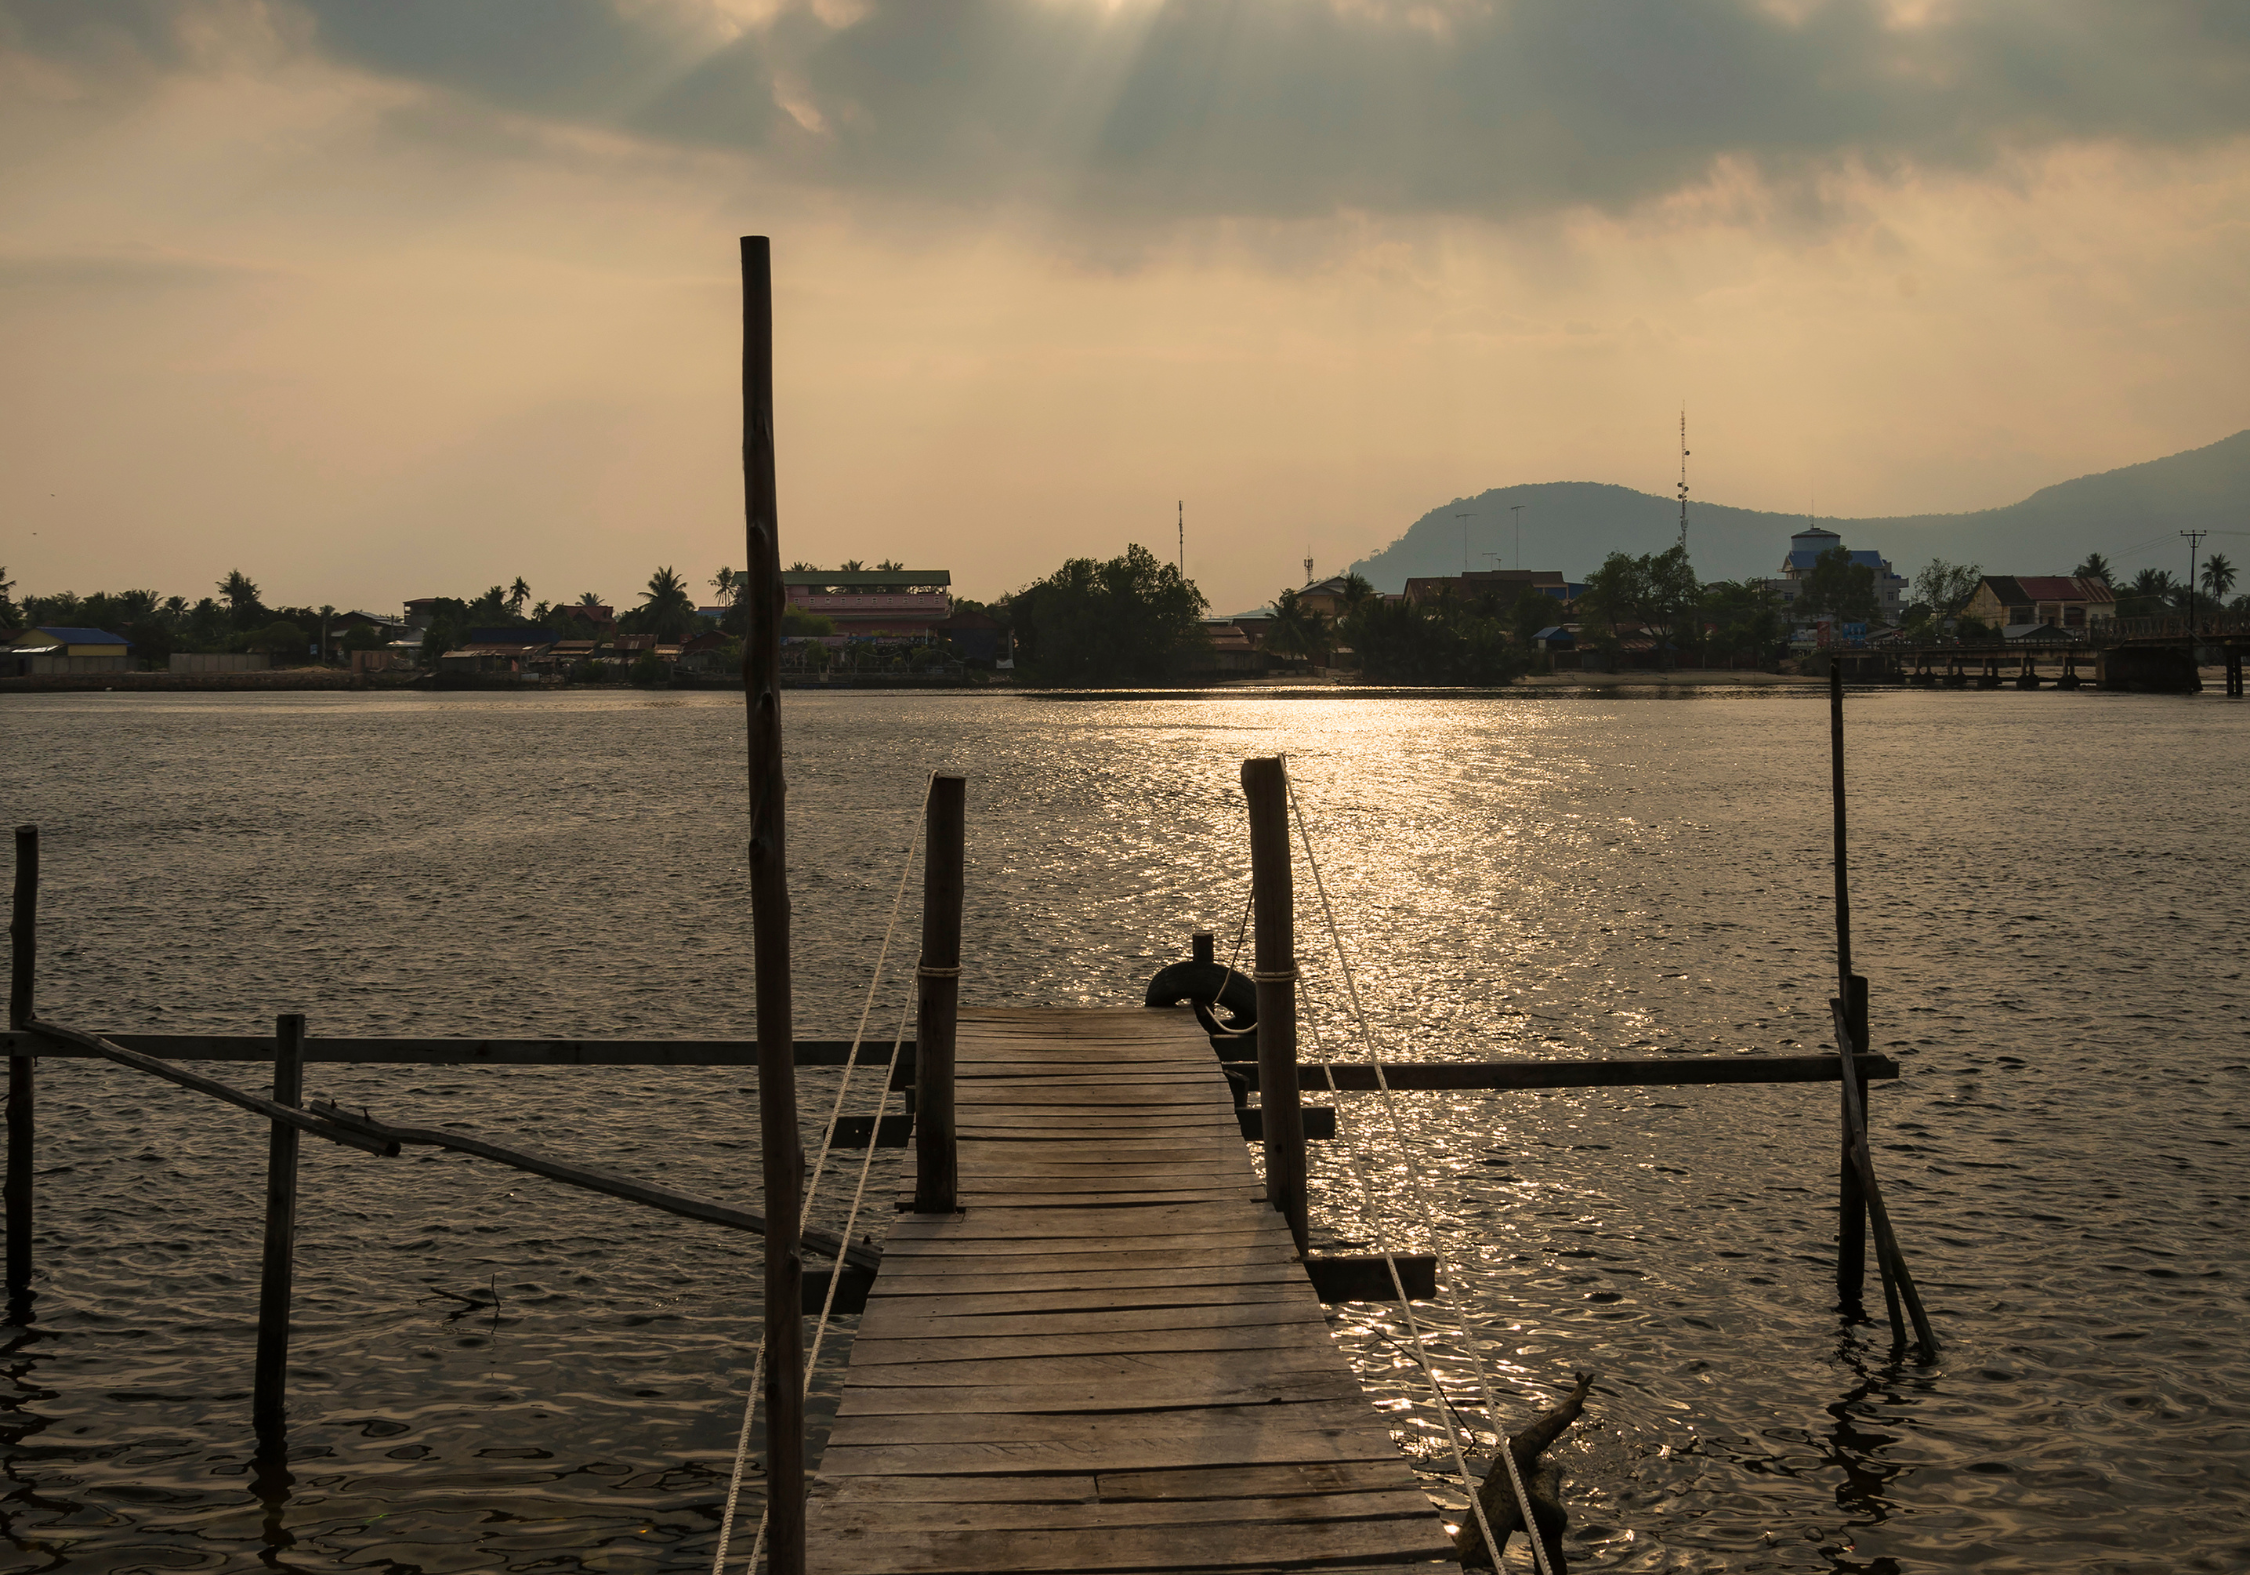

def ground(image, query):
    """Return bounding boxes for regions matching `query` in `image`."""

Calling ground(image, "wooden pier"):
[804,1006,1455,1573]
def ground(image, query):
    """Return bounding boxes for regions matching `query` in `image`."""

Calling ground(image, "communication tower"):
[1677,408,1690,552]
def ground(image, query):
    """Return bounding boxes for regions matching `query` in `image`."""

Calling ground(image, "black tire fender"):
[1143,960,1258,1043]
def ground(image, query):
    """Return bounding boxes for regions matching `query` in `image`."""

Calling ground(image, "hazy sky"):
[5,0,2246,616]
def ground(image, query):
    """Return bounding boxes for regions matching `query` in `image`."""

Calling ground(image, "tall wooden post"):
[1241,758,1307,1254]
[7,825,36,1304]
[1829,668,1867,1310]
[254,1012,305,1443]
[741,234,806,1575]
[913,775,965,1214]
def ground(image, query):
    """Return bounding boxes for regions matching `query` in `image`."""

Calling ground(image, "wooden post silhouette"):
[741,234,806,1575]
[254,1013,305,1442]
[7,826,35,1302]
[1241,758,1307,1254]
[914,775,965,1214]
[1829,668,1866,1309]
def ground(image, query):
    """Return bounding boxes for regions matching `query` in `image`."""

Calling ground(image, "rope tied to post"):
[1278,761,1563,1575]
[710,773,936,1575]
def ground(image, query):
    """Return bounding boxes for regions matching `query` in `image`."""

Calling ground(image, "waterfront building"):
[1403,569,1574,606]
[784,568,952,637]
[1961,575,2116,635]
[1767,525,1908,625]
[7,626,133,675]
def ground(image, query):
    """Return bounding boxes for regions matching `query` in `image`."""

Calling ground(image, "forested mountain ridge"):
[1349,429,2250,590]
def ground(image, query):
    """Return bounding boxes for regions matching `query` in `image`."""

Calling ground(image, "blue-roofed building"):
[8,626,133,676]
[1767,525,1908,626]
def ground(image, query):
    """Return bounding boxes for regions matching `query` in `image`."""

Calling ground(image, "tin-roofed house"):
[437,627,558,676]
[1962,575,2116,637]
[9,626,133,676]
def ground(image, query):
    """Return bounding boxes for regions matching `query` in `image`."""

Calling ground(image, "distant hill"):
[1348,429,2250,590]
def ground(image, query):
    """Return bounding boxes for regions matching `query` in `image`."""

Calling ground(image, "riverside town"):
[7,521,2246,695]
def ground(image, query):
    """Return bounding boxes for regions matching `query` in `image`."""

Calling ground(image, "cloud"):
[0,242,273,291]
[141,0,2250,224]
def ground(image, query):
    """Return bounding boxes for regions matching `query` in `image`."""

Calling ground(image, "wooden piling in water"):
[913,775,965,1214]
[7,825,35,1302]
[1829,669,1866,1309]
[1240,758,1307,1254]
[254,1012,305,1443]
[741,233,807,1575]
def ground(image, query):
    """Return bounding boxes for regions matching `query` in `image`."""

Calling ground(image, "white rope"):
[709,776,932,1575]
[738,989,917,1572]
[1292,969,1518,1568]
[1284,766,1557,1575]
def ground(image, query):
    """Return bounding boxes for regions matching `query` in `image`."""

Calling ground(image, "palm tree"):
[1264,587,1329,670]
[632,565,698,641]
[507,577,531,616]
[2203,554,2236,603]
[2072,552,2113,585]
[577,590,604,607]
[711,566,740,602]
[217,568,265,629]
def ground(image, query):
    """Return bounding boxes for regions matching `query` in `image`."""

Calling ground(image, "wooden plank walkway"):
[806,1007,1454,1573]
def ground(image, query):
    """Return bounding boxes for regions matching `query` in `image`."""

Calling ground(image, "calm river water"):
[3,687,2245,1573]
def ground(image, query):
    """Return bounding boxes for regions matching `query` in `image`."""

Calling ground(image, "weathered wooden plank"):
[948,1163,1257,1184]
[814,1474,1098,1505]
[815,1426,1399,1479]
[805,1511,1453,1573]
[872,1248,1306,1283]
[825,1398,1388,1449]
[0,1031,911,1069]
[1225,1052,1901,1090]
[877,1231,1293,1261]
[840,1351,1350,1390]
[854,1300,1332,1342]
[840,1325,1341,1366]
[885,1203,1283,1238]
[836,1370,1366,1417]
[948,1189,1267,1210]
[1095,1460,1435,1503]
[865,1282,1315,1320]
[806,1487,1437,1532]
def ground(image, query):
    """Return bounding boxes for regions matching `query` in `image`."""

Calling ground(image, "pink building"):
[784,569,952,636]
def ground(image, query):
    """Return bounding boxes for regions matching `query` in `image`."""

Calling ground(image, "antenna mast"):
[1303,549,1314,588]
[1676,408,1690,552]
[1177,500,1184,576]
[1454,511,1475,573]
[1510,502,1525,571]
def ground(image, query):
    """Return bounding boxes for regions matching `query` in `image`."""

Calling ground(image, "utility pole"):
[1510,503,1525,571]
[2184,529,2208,635]
[1677,409,1690,553]
[1455,512,1475,574]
